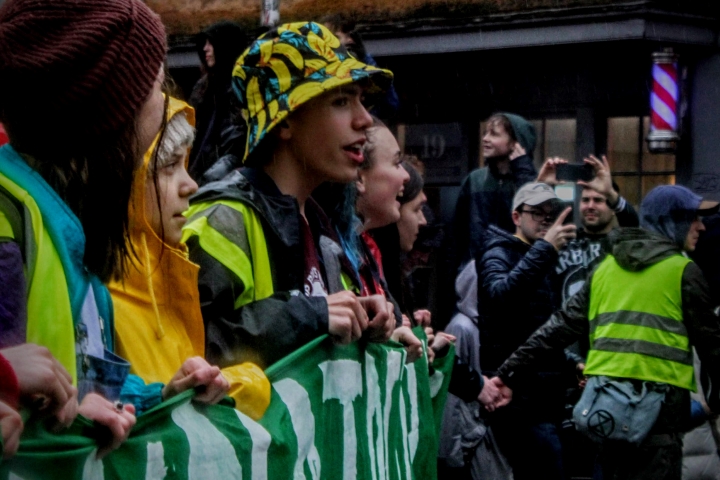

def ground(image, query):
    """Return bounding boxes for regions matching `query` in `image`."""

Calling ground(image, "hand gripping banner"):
[1,328,453,479]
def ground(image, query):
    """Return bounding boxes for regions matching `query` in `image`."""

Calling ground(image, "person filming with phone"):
[491,184,720,480]
[537,155,639,309]
[474,182,577,480]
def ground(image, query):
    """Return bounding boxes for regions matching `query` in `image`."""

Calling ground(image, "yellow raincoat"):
[108,97,270,420]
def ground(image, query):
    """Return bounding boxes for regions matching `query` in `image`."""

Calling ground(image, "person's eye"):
[162,160,181,172]
[333,96,350,107]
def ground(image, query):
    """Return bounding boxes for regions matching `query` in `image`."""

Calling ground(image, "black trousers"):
[595,433,683,480]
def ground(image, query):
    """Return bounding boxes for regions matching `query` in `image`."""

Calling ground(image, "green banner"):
[1,328,454,479]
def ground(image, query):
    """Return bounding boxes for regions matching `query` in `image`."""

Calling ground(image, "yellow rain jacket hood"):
[109,97,269,420]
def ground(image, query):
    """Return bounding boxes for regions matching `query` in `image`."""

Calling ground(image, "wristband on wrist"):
[610,195,626,212]
[0,353,20,409]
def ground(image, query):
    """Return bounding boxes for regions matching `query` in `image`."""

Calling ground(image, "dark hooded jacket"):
[188,21,248,183]
[498,227,720,429]
[454,113,537,265]
[477,225,570,422]
[185,168,358,368]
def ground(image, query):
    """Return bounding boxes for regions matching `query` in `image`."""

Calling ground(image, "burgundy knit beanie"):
[0,0,167,150]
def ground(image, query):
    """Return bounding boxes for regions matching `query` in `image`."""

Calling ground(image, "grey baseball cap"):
[512,182,559,211]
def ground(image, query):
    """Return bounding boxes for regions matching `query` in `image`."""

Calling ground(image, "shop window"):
[606,117,676,207]
[398,123,467,185]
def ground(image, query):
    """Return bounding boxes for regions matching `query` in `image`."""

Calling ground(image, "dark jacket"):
[356,233,403,328]
[498,228,720,430]
[454,114,537,265]
[692,212,720,306]
[554,197,640,308]
[188,21,248,183]
[477,225,569,421]
[186,168,354,368]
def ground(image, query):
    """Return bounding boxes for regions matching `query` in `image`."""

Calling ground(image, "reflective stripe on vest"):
[182,200,274,309]
[585,254,695,391]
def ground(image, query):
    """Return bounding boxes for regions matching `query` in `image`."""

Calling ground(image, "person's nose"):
[353,100,373,131]
[179,169,198,198]
[419,211,428,226]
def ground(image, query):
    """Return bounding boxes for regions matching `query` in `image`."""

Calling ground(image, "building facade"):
[163,0,719,322]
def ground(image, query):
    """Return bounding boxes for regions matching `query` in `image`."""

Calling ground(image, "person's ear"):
[512,209,521,227]
[356,172,367,195]
[276,119,292,141]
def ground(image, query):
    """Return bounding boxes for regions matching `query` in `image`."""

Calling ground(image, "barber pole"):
[647,49,680,153]
[261,0,280,27]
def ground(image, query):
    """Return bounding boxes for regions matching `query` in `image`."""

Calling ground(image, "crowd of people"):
[444,115,720,479]
[0,1,718,479]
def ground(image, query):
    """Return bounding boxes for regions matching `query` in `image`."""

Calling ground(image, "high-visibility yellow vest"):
[182,200,275,309]
[0,144,120,387]
[585,254,695,391]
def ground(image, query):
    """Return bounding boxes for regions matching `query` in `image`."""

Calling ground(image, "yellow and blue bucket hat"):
[232,21,394,161]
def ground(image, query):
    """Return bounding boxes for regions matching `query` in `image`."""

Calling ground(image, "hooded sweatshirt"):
[640,184,706,250]
[438,260,484,467]
[454,113,537,264]
[109,98,269,420]
[444,260,480,374]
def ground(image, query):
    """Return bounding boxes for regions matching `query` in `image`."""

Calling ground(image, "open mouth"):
[343,141,365,164]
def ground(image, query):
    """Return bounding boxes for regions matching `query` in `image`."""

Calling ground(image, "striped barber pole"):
[651,61,678,132]
[261,0,280,27]
[647,50,680,153]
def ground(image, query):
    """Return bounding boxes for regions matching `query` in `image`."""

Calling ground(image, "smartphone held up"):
[556,163,595,183]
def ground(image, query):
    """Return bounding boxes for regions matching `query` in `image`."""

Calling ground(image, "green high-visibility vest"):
[182,198,359,311]
[0,173,77,384]
[585,253,695,391]
[182,200,275,309]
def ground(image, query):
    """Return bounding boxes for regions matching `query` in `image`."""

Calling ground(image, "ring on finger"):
[113,401,124,412]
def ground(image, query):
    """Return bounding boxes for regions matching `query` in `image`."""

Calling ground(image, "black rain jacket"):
[477,225,571,422]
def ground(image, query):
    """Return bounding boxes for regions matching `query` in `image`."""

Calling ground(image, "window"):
[606,117,676,207]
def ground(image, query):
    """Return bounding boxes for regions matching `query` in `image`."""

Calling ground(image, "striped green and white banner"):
[1,328,453,479]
